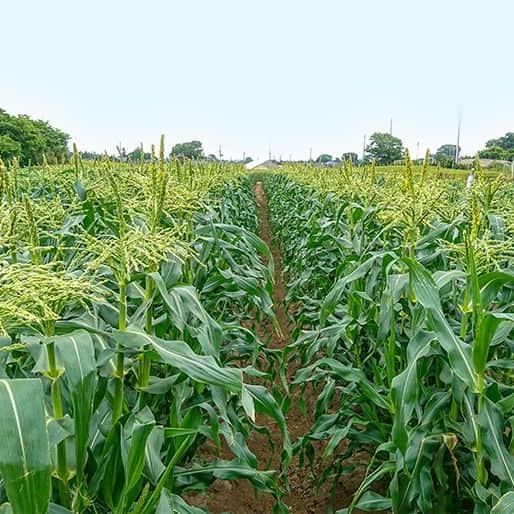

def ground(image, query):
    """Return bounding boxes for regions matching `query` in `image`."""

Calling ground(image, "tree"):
[0,108,69,164]
[479,146,510,160]
[342,152,358,164]
[0,134,22,162]
[365,133,404,165]
[485,132,514,151]
[128,146,151,162]
[316,154,333,164]
[435,144,460,167]
[170,140,203,160]
[479,132,514,160]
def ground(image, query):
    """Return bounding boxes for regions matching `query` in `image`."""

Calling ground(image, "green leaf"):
[391,330,435,453]
[354,491,392,511]
[320,252,396,327]
[144,427,166,485]
[491,492,514,514]
[479,271,514,306]
[48,504,73,514]
[300,358,390,411]
[175,458,278,493]
[151,275,222,357]
[474,313,514,376]
[0,379,52,514]
[119,407,156,510]
[54,330,97,482]
[112,328,243,393]
[156,490,208,514]
[405,258,478,390]
[243,384,292,465]
[478,399,514,486]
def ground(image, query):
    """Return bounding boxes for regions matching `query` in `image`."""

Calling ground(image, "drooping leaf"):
[0,379,52,514]
[112,328,243,393]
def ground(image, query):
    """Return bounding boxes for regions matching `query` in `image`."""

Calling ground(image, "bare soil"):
[186,182,388,513]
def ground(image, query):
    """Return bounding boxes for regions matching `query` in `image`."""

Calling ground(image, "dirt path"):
[188,181,379,513]
[254,182,374,514]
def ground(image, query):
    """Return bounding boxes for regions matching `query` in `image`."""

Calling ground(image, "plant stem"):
[112,281,127,424]
[47,338,71,507]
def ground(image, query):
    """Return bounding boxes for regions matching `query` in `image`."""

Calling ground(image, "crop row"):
[0,149,287,514]
[263,159,514,513]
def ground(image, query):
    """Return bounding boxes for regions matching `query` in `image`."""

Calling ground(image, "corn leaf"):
[113,328,243,393]
[0,379,52,514]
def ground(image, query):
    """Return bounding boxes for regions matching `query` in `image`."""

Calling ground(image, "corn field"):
[1,147,514,514]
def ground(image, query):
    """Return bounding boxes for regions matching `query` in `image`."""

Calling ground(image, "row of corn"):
[262,156,514,513]
[0,144,288,514]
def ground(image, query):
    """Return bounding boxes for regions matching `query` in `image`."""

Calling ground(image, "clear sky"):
[1,0,513,160]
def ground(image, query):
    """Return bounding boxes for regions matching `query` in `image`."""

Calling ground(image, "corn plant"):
[262,160,514,513]
[0,147,289,513]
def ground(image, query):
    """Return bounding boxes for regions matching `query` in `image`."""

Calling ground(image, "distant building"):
[245,159,279,170]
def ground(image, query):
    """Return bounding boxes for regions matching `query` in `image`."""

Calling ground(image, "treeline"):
[479,133,514,161]
[0,108,69,165]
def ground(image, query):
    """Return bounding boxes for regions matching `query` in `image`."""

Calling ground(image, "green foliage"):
[170,140,204,160]
[435,144,459,167]
[480,132,514,161]
[128,146,151,162]
[341,152,358,164]
[316,154,333,163]
[0,153,288,512]
[365,132,404,164]
[263,163,514,513]
[0,108,69,165]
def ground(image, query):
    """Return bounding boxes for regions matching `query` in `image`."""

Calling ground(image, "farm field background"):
[1,150,514,514]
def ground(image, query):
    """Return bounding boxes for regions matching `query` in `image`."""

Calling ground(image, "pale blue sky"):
[1,0,513,160]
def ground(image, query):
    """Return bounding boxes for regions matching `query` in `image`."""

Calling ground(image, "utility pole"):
[309,148,312,161]
[242,152,246,163]
[289,153,292,162]
[456,111,462,165]
[362,134,366,162]
[389,118,393,136]
[218,145,222,161]
[268,144,272,161]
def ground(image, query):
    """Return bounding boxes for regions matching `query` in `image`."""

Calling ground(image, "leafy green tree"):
[365,132,404,165]
[0,108,69,164]
[128,146,151,162]
[435,144,460,167]
[342,152,358,164]
[0,134,22,162]
[479,133,514,160]
[479,146,510,160]
[170,140,204,160]
[316,154,333,163]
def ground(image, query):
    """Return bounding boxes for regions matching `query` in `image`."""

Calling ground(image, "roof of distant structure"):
[245,159,279,170]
